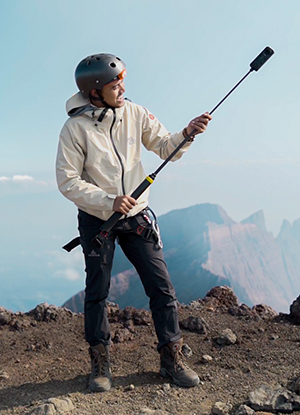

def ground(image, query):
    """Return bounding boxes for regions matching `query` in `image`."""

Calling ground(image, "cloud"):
[0,175,55,189]
[48,249,84,282]
[12,175,34,182]
[55,268,82,281]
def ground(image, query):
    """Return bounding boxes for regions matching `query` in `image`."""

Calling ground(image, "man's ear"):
[89,89,98,98]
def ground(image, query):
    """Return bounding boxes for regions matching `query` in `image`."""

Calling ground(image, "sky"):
[1,0,300,312]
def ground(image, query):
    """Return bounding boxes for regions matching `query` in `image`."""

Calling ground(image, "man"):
[56,53,212,392]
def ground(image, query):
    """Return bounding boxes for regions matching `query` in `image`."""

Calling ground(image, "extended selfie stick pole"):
[63,47,274,251]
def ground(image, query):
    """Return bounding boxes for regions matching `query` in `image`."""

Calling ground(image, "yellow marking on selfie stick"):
[146,176,154,184]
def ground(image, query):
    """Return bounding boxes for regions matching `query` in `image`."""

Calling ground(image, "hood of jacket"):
[66,92,97,117]
[65,92,128,121]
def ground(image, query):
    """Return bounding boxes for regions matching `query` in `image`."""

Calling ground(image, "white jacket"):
[56,92,192,221]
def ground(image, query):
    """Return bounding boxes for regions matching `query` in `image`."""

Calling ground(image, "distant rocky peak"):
[279,219,292,236]
[213,204,236,225]
[241,210,266,232]
[278,218,300,242]
[185,203,235,226]
[158,203,235,244]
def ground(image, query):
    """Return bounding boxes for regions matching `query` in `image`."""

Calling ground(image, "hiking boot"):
[159,339,199,387]
[89,343,112,392]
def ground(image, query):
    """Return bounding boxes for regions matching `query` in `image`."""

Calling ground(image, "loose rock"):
[215,328,237,345]
[0,370,9,380]
[248,383,300,413]
[182,343,193,357]
[179,315,209,334]
[0,307,12,325]
[138,408,169,415]
[202,354,213,364]
[212,401,232,415]
[27,397,74,414]
[235,404,255,415]
[203,286,239,309]
[252,304,278,318]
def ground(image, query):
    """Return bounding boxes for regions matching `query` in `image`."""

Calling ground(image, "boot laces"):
[173,346,189,372]
[91,349,109,376]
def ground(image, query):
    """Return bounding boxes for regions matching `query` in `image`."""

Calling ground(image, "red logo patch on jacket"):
[149,114,155,120]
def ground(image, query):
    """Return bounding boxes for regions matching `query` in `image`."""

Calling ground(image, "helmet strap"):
[89,89,109,107]
[88,90,114,122]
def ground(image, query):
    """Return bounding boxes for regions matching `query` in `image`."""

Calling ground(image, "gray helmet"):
[75,53,126,98]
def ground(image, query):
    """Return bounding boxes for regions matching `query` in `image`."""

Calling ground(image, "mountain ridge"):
[63,203,300,314]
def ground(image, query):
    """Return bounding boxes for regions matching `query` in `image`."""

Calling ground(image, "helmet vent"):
[87,61,91,66]
[110,62,116,68]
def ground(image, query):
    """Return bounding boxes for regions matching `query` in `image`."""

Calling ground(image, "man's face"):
[101,78,126,108]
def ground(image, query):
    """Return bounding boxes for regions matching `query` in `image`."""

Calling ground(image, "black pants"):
[78,209,181,351]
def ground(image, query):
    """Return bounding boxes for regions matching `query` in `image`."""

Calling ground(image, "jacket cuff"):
[106,194,116,210]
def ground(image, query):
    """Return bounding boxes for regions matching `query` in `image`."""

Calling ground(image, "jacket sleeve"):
[141,107,192,161]
[56,123,115,211]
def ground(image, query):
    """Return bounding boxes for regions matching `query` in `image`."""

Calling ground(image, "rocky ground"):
[1,286,300,415]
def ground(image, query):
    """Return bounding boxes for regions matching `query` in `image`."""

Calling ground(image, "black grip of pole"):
[131,176,153,199]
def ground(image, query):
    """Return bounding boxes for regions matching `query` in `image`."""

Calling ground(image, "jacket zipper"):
[109,109,126,195]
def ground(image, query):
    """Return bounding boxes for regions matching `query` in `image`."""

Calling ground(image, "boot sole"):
[159,367,200,388]
[89,378,112,392]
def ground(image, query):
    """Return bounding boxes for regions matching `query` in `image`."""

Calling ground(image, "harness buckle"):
[92,229,109,248]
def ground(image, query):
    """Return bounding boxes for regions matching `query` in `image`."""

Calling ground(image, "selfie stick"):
[63,46,274,251]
